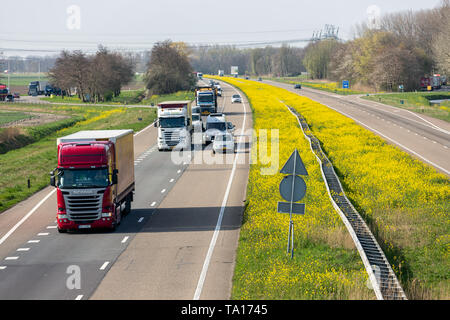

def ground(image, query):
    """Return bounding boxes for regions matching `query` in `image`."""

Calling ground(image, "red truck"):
[50,130,135,232]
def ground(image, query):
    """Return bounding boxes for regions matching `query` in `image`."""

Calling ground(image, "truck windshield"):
[58,168,109,188]
[198,94,213,103]
[159,117,185,128]
[192,114,200,121]
[207,122,226,131]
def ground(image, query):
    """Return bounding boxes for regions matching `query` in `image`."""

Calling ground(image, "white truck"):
[218,70,224,77]
[156,101,193,151]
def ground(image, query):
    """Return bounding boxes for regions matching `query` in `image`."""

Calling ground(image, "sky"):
[0,0,444,57]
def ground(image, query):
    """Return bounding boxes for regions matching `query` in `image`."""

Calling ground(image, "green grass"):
[0,103,156,213]
[1,73,49,86]
[362,92,450,122]
[266,77,365,95]
[0,111,36,125]
[41,89,195,106]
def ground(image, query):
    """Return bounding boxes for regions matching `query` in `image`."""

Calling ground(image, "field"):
[210,76,449,299]
[362,92,450,122]
[209,76,375,300]
[41,89,195,106]
[0,102,156,214]
[0,111,36,126]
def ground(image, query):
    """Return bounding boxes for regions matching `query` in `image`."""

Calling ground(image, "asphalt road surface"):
[0,82,251,300]
[265,80,450,176]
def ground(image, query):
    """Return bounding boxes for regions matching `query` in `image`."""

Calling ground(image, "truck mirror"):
[112,169,119,185]
[50,175,56,187]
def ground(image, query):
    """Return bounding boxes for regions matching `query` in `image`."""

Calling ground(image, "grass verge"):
[362,92,450,123]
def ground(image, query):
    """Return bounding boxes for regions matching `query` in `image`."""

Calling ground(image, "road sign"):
[278,149,308,259]
[343,80,349,89]
[279,175,306,202]
[277,202,305,215]
[280,149,308,176]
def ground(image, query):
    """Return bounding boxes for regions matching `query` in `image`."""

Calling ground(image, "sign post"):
[278,149,308,258]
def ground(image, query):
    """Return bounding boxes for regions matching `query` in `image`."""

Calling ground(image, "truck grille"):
[163,131,180,146]
[63,189,104,223]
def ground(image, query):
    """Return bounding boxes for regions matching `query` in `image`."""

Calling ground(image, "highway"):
[265,80,450,176]
[0,82,251,299]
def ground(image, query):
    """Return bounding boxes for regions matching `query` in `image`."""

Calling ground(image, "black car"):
[294,84,302,89]
[6,94,14,102]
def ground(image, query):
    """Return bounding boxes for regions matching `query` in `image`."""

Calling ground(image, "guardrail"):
[283,102,407,300]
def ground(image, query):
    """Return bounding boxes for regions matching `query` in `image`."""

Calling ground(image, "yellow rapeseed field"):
[210,76,375,299]
[212,76,449,299]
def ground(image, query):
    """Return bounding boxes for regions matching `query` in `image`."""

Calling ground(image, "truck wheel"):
[124,196,132,216]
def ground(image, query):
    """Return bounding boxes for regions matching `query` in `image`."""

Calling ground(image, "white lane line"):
[46,226,57,229]
[177,170,181,174]
[194,81,247,300]
[17,248,30,252]
[75,295,83,300]
[0,188,56,246]
[150,201,156,207]
[38,232,49,236]
[121,236,129,244]
[0,266,6,270]
[5,256,19,260]
[28,240,40,243]
[138,217,144,223]
[99,261,110,270]
[169,178,174,183]
[161,189,166,193]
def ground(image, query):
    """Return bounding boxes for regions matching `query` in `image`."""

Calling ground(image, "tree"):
[303,39,338,79]
[432,0,450,74]
[144,40,196,95]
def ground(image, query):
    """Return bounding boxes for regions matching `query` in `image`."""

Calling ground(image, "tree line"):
[303,0,449,91]
[48,47,134,102]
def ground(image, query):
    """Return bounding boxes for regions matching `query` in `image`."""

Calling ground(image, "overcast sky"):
[0,0,443,56]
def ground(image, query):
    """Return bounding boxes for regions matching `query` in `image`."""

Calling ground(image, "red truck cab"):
[51,130,135,232]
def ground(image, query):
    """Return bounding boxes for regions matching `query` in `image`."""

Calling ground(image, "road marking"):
[150,201,156,207]
[138,217,144,223]
[177,170,181,173]
[169,178,174,183]
[99,261,110,270]
[444,146,448,149]
[121,236,129,243]
[28,240,40,243]
[5,257,19,260]
[46,226,57,229]
[161,189,166,193]
[0,188,56,246]
[38,232,49,236]
[75,295,83,300]
[17,248,30,251]
[194,82,247,300]
[0,266,6,270]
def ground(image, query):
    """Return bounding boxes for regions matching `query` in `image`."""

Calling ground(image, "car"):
[5,94,14,102]
[212,132,236,154]
[231,94,242,103]
[294,84,302,89]
[192,113,204,132]
[13,93,20,99]
[245,76,249,80]
[258,77,262,81]
[204,113,227,143]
